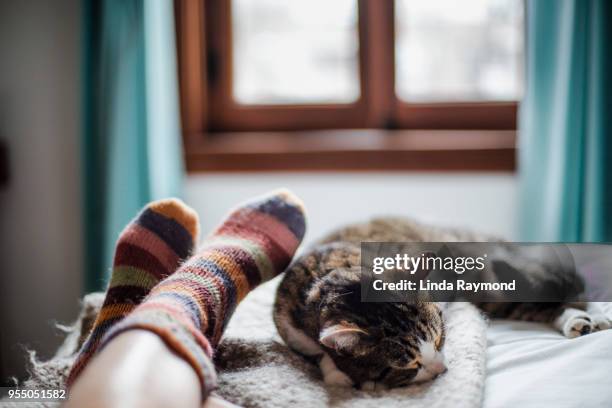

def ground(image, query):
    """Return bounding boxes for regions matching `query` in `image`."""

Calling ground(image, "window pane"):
[395,0,524,103]
[232,0,359,105]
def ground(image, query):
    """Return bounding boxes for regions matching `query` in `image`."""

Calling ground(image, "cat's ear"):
[319,322,368,351]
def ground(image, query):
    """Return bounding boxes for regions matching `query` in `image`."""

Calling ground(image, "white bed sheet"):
[483,320,612,408]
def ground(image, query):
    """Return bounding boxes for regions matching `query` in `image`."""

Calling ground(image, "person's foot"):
[67,198,200,385]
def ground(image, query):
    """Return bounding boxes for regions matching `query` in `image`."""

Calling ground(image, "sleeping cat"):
[273,217,612,390]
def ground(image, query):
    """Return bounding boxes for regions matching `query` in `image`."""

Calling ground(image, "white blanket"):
[484,319,612,408]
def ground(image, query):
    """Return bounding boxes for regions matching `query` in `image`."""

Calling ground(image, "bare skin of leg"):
[65,330,237,408]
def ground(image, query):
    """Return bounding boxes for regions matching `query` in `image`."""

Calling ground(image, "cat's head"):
[311,279,447,388]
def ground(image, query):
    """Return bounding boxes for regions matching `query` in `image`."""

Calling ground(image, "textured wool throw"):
[214,279,488,408]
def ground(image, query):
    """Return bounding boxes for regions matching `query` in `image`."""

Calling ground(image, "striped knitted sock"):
[67,198,200,386]
[98,189,306,399]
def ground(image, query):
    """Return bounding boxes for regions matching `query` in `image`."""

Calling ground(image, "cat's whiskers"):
[330,291,354,300]
[318,291,354,311]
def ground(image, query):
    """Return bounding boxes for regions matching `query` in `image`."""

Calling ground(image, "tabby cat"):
[273,217,611,390]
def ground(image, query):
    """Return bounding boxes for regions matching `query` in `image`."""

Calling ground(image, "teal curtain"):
[519,0,612,242]
[82,0,184,292]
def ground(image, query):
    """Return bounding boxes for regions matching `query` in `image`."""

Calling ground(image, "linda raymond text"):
[372,279,517,293]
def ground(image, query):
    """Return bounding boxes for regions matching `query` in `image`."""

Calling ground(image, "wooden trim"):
[209,104,369,132]
[184,130,516,172]
[205,0,231,128]
[394,102,518,130]
[359,0,395,128]
[175,0,207,140]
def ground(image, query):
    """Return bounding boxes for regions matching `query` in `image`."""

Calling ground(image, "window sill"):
[183,129,516,172]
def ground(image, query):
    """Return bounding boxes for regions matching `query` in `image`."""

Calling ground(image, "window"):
[395,0,524,103]
[175,0,522,171]
[232,0,360,105]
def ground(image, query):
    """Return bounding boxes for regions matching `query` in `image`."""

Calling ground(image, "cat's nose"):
[429,361,447,375]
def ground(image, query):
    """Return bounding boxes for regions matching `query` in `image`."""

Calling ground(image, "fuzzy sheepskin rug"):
[216,277,487,408]
[12,276,488,408]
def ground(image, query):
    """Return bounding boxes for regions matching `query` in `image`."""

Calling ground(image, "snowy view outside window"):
[395,0,524,102]
[232,0,360,104]
[231,0,524,105]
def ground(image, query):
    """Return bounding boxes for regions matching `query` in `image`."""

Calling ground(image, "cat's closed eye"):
[406,360,421,370]
[382,366,420,388]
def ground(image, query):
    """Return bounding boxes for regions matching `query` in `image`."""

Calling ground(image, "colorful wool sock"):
[98,189,306,399]
[67,198,200,386]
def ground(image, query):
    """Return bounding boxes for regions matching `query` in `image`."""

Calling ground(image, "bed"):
[215,279,612,408]
[484,319,612,408]
[17,281,611,408]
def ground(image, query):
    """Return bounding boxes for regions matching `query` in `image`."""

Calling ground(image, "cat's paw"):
[323,369,354,387]
[558,309,612,338]
[554,307,591,338]
[320,353,354,387]
[561,312,593,338]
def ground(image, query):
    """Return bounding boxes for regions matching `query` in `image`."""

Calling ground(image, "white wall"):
[0,0,82,382]
[186,173,518,246]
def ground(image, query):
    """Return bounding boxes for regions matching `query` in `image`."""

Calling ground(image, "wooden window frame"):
[175,0,518,172]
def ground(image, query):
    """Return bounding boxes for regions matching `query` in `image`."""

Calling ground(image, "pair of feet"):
[67,190,306,399]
